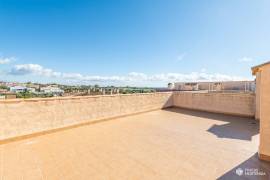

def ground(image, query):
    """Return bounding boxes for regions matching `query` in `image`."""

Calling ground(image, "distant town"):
[0,80,256,99]
[0,81,162,99]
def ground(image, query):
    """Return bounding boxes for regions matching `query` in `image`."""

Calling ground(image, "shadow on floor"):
[207,122,258,141]
[164,107,259,141]
[218,153,270,180]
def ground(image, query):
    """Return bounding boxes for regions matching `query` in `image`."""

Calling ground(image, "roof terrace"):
[1,108,268,179]
[0,89,270,179]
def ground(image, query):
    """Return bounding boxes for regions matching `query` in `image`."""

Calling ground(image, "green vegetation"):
[2,81,158,99]
[16,92,37,99]
[0,85,8,90]
[119,87,156,94]
[61,84,156,95]
[16,92,54,99]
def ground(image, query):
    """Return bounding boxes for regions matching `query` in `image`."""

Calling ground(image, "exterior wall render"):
[0,92,173,141]
[256,64,270,161]
[173,92,255,117]
[255,72,261,120]
[0,91,255,142]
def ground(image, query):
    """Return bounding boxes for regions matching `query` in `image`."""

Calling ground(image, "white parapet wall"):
[0,92,173,141]
[173,91,255,117]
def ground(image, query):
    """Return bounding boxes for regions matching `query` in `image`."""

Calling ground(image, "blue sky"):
[0,0,270,87]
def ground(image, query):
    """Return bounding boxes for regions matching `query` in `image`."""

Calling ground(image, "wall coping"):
[173,91,255,95]
[0,91,254,104]
[0,92,173,104]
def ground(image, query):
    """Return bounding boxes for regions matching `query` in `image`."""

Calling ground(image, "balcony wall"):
[173,92,255,117]
[0,91,256,141]
[0,92,173,141]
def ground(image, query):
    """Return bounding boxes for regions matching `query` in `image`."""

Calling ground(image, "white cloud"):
[238,57,253,62]
[176,53,186,62]
[62,73,83,79]
[200,68,207,73]
[8,63,250,85]
[0,57,15,64]
[10,64,61,77]
[128,72,148,80]
[146,72,246,82]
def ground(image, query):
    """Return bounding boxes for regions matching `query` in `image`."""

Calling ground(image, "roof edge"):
[251,61,270,75]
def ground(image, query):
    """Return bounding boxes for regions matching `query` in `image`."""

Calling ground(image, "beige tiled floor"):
[0,108,269,180]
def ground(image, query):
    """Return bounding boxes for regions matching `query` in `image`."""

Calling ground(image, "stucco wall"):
[173,91,255,117]
[0,92,173,141]
[0,91,256,141]
[257,64,270,160]
[255,72,261,120]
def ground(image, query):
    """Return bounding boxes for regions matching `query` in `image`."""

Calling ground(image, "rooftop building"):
[172,81,255,92]
[9,86,36,93]
[9,86,27,93]
[40,86,64,95]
